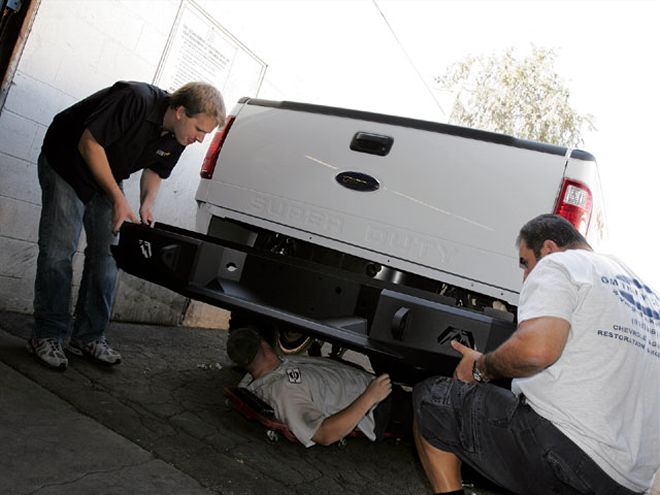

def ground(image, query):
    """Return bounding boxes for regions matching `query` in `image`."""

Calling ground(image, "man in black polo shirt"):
[29,81,225,370]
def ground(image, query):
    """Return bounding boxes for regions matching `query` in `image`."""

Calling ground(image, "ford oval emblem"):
[335,172,380,192]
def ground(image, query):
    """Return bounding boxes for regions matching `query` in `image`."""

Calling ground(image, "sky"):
[202,0,660,290]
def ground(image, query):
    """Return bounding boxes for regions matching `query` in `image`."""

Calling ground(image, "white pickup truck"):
[114,98,605,381]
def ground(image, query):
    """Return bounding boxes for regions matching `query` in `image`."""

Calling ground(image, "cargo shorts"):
[412,377,641,495]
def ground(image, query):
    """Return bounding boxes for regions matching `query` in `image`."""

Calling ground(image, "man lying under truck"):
[412,214,660,495]
[226,327,412,447]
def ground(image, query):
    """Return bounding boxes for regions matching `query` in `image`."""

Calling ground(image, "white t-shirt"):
[512,249,660,492]
[243,355,376,447]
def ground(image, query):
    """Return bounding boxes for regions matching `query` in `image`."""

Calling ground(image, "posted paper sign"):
[155,0,266,107]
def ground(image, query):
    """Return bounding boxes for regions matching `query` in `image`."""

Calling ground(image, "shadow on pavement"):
[0,311,507,495]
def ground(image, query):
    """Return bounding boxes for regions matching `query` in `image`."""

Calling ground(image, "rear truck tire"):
[275,328,313,354]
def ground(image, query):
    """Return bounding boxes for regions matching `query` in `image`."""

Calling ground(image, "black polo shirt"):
[42,81,185,203]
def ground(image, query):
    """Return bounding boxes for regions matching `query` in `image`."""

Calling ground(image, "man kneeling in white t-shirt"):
[226,327,412,447]
[413,214,660,495]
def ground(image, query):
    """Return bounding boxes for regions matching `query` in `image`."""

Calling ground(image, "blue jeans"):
[413,377,642,495]
[33,153,119,344]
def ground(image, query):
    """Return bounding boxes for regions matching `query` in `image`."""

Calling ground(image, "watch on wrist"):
[472,358,490,383]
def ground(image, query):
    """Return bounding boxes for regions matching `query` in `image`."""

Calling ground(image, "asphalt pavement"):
[0,310,507,495]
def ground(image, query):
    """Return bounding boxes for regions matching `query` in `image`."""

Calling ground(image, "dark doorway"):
[0,0,36,108]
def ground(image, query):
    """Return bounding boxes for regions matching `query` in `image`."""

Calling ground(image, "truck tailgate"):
[199,101,571,299]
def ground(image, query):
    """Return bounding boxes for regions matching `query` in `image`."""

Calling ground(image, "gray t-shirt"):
[512,250,660,492]
[242,355,376,447]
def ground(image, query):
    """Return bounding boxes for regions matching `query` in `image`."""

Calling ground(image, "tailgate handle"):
[350,132,393,156]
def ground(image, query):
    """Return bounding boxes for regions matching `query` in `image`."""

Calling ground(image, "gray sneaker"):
[27,337,68,370]
[69,336,121,365]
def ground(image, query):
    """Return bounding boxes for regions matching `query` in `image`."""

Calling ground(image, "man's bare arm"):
[482,316,569,379]
[78,129,138,232]
[453,316,570,382]
[311,374,392,446]
[139,168,162,226]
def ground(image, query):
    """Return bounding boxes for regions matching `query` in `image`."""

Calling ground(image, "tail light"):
[200,115,235,179]
[553,178,593,235]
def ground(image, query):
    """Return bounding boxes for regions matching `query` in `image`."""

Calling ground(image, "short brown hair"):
[226,327,262,369]
[169,82,226,127]
[517,214,588,258]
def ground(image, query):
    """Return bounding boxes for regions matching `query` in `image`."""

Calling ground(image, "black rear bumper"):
[113,222,515,378]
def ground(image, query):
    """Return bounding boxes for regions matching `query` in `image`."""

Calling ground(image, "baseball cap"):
[226,327,262,368]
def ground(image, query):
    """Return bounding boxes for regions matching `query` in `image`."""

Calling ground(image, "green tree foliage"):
[437,46,594,147]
